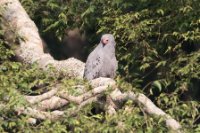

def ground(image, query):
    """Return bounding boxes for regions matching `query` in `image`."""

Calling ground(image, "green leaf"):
[155,61,166,68]
[152,81,162,92]
[140,63,150,71]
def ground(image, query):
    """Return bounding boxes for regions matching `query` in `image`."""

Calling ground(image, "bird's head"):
[101,34,115,47]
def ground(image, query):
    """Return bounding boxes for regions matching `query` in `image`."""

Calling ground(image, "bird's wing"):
[84,50,103,80]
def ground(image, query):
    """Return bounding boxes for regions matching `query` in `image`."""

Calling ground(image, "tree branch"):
[18,107,64,120]
[110,90,182,131]
[25,87,59,104]
[35,96,69,111]
[59,85,114,104]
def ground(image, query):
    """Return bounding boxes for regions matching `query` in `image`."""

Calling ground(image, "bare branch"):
[66,95,101,116]
[20,107,64,120]
[25,88,59,104]
[132,93,182,131]
[105,95,117,115]
[90,77,116,88]
[59,85,114,104]
[35,96,69,111]
[110,91,182,131]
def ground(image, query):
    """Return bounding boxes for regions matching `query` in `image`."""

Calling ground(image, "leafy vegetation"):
[0,0,200,132]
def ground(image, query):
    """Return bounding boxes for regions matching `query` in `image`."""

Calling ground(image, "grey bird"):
[84,34,118,80]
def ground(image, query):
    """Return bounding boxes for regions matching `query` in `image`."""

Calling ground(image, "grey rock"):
[84,34,118,80]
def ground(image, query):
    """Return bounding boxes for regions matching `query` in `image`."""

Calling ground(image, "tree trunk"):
[0,0,84,78]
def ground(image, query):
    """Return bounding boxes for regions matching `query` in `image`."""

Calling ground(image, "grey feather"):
[84,34,118,80]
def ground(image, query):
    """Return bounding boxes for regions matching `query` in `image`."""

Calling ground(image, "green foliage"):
[1,0,200,132]
[63,104,168,133]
